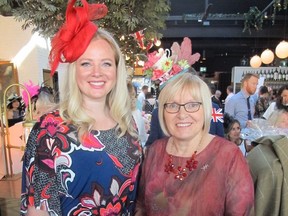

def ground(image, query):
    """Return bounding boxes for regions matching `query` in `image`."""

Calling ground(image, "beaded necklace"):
[164,138,202,181]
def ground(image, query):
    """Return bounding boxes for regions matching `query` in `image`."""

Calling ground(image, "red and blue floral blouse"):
[21,110,142,215]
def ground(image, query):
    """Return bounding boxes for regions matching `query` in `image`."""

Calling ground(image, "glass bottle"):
[264,69,269,80]
[278,69,283,81]
[273,68,278,81]
[285,69,288,81]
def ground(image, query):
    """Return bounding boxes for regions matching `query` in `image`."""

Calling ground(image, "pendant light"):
[260,49,274,64]
[250,55,262,68]
[275,40,288,59]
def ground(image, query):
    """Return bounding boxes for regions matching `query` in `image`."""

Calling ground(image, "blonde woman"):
[21,1,142,215]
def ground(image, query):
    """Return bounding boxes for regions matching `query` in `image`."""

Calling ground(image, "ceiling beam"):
[160,25,285,39]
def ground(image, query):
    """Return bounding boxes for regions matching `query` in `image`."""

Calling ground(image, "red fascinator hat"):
[49,0,108,75]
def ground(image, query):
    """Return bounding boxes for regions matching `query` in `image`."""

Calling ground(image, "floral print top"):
[21,110,142,216]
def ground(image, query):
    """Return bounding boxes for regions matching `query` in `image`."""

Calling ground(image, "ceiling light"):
[250,55,262,68]
[275,40,288,59]
[260,49,274,64]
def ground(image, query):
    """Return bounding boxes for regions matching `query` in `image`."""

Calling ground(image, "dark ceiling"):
[160,0,288,74]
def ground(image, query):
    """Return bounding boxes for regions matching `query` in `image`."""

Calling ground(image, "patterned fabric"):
[144,100,154,114]
[136,136,254,215]
[254,97,270,118]
[21,110,142,216]
[247,135,288,216]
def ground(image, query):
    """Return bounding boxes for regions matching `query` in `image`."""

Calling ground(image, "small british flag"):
[130,29,145,49]
[211,108,224,123]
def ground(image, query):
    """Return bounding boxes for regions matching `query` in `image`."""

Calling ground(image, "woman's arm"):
[26,206,50,216]
[225,149,254,215]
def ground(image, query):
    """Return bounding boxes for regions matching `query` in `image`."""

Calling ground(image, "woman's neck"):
[82,100,117,130]
[230,137,242,146]
[168,133,213,157]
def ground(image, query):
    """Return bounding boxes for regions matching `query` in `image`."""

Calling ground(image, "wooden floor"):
[0,173,21,216]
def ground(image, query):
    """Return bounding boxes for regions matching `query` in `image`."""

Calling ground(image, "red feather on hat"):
[49,0,108,76]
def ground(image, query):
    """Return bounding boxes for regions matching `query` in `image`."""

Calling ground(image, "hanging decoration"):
[250,55,262,68]
[275,40,288,58]
[130,29,161,52]
[260,49,275,64]
[243,6,263,34]
[130,29,146,50]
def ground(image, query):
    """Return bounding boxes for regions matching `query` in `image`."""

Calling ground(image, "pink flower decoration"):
[171,65,182,75]
[152,69,164,80]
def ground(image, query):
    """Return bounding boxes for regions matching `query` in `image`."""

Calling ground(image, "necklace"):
[164,138,201,181]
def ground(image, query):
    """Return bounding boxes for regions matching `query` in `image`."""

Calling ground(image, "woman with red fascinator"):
[20,1,142,215]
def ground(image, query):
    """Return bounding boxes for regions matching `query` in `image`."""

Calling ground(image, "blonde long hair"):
[59,29,136,139]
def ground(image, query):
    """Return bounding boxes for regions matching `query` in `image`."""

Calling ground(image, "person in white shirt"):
[224,85,234,105]
[137,85,148,111]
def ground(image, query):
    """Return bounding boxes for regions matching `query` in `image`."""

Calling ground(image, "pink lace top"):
[136,136,254,216]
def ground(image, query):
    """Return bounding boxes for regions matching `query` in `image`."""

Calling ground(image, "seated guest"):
[254,85,270,118]
[268,85,288,128]
[263,84,288,120]
[224,113,253,157]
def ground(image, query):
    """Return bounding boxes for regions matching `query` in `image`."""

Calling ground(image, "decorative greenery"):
[0,0,170,67]
[274,0,288,11]
[243,2,288,33]
[243,6,263,34]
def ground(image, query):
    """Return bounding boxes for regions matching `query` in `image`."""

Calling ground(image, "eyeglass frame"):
[164,102,202,113]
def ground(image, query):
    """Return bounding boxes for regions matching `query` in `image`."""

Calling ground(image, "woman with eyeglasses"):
[136,72,254,215]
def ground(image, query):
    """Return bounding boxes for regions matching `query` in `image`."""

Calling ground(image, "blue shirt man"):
[225,73,259,129]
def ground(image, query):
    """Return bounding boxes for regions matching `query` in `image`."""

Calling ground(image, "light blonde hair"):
[59,29,136,139]
[158,73,212,136]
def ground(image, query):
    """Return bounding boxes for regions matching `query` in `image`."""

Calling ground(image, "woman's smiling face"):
[164,90,204,142]
[75,38,117,103]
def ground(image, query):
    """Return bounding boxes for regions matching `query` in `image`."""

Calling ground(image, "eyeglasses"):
[164,102,202,113]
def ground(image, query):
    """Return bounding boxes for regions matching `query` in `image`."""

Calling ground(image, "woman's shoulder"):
[209,136,240,154]
[35,109,64,127]
[146,137,168,154]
